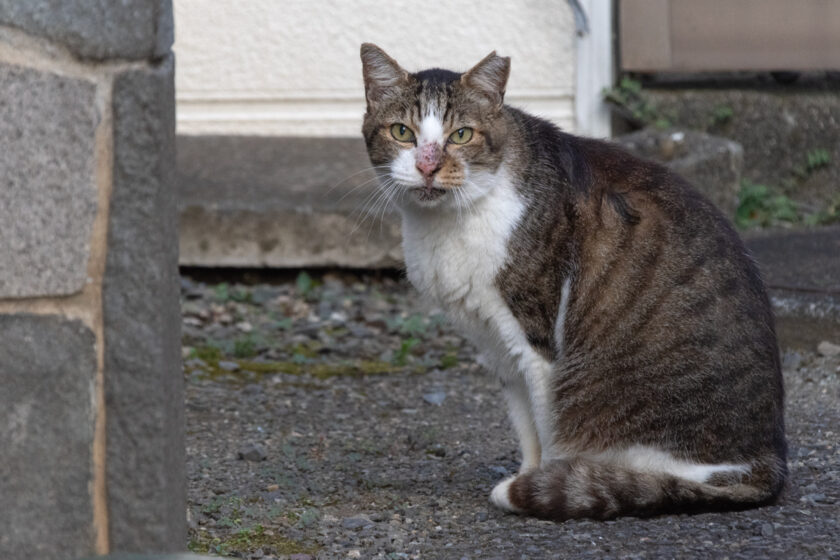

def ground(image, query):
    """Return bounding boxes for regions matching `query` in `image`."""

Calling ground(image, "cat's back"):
[548,134,785,467]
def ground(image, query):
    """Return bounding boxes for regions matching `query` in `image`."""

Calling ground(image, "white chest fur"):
[400,171,560,461]
[400,172,543,376]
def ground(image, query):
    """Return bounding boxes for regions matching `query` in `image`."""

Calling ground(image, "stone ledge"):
[0,0,173,61]
[744,226,840,349]
[177,132,743,270]
[177,136,402,269]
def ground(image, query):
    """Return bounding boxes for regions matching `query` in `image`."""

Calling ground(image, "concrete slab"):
[745,226,840,349]
[176,136,402,269]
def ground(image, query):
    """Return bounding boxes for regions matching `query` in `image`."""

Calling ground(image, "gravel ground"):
[181,270,840,559]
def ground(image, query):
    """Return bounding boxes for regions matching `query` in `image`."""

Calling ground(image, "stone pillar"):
[0,2,184,558]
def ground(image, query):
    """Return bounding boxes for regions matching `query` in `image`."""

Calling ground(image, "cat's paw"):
[490,476,521,513]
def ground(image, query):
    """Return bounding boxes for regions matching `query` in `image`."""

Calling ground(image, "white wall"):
[173,0,578,137]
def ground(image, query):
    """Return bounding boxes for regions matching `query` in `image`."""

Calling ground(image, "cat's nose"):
[416,143,442,178]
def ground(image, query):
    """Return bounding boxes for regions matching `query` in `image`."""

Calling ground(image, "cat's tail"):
[490,455,785,520]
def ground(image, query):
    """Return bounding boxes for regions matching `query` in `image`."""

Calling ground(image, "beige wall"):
[173,0,578,136]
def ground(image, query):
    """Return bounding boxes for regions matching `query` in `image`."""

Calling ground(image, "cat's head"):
[360,43,511,210]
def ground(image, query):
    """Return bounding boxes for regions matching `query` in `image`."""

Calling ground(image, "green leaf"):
[296,271,313,297]
[213,282,230,302]
[399,313,427,337]
[393,337,420,366]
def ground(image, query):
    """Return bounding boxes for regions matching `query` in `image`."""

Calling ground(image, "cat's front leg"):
[501,376,541,473]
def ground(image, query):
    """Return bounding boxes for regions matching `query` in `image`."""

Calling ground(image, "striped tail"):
[490,456,785,520]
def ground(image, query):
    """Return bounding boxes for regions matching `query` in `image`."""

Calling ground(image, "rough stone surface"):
[104,54,186,552]
[646,86,840,208]
[0,0,173,60]
[0,314,97,560]
[614,128,743,216]
[0,63,99,298]
[176,136,402,268]
[744,226,840,349]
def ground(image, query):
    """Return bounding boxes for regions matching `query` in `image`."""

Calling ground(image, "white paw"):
[490,476,521,513]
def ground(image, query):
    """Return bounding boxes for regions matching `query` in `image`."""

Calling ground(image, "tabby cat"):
[359,43,786,520]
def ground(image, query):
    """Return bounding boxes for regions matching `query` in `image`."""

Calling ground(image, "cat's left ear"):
[461,51,511,110]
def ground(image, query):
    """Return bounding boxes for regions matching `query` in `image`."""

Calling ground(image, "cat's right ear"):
[361,43,409,108]
[461,51,511,110]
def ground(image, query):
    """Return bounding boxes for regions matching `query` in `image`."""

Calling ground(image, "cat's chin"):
[409,186,448,207]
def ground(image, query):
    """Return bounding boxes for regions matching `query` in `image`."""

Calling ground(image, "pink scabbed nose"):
[416,143,443,177]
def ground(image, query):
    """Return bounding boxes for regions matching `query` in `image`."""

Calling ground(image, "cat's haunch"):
[360,43,786,521]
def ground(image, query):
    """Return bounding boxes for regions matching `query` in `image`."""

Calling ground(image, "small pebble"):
[489,465,509,477]
[342,515,374,530]
[423,390,447,406]
[817,340,840,357]
[218,360,240,372]
[761,523,774,537]
[800,492,829,504]
[237,443,267,462]
[427,443,446,457]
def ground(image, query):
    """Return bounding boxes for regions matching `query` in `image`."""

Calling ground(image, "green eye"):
[390,123,415,143]
[449,127,473,144]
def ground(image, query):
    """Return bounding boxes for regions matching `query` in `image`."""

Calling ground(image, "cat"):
[359,43,786,520]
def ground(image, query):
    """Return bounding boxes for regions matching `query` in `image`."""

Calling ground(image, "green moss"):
[232,335,258,358]
[193,344,223,362]
[186,356,415,385]
[439,351,459,369]
[189,525,318,556]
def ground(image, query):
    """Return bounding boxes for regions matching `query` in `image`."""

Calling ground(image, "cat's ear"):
[461,51,511,110]
[361,43,409,108]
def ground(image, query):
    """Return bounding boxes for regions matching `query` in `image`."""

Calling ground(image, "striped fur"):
[360,44,786,521]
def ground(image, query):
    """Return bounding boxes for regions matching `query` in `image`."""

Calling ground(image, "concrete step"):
[177,136,401,269]
[176,130,741,269]
[744,226,840,350]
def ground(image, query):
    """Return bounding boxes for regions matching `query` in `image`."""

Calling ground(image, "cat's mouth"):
[410,186,447,203]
